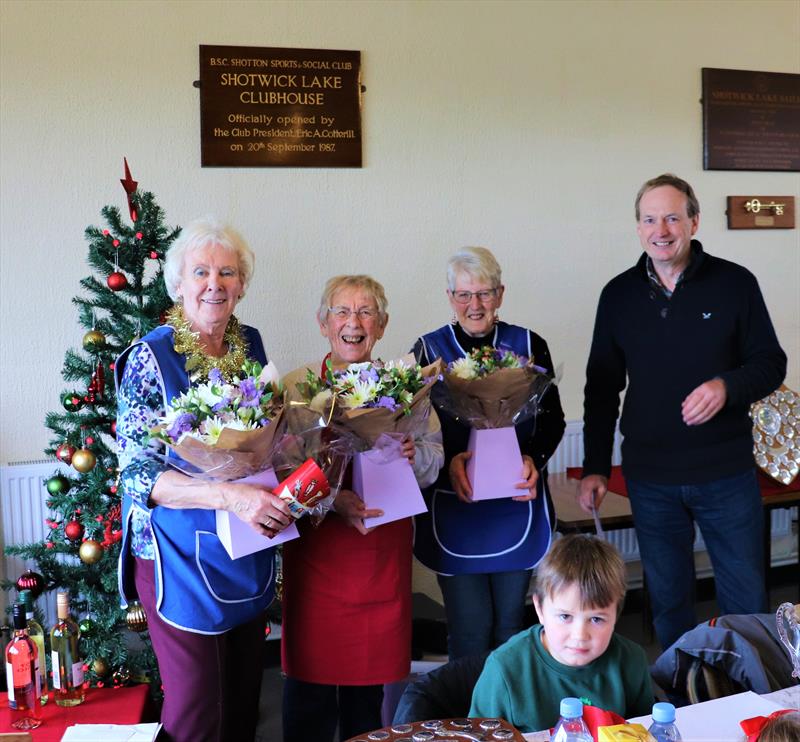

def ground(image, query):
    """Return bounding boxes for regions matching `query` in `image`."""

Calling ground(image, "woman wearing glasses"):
[280,275,443,742]
[412,247,565,660]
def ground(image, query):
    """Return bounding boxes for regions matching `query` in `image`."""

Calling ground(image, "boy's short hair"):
[533,534,627,613]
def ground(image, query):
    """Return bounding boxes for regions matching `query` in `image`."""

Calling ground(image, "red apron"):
[281,513,412,685]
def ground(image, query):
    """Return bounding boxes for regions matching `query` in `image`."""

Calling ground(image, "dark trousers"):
[436,569,532,660]
[627,469,767,650]
[282,676,383,742]
[134,557,265,742]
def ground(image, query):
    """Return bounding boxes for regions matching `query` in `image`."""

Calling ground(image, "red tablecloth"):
[1,685,152,741]
[565,466,795,498]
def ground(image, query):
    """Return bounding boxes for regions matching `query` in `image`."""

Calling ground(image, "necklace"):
[166,306,249,382]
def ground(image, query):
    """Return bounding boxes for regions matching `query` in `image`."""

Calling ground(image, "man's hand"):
[449,452,473,503]
[682,378,727,426]
[512,455,539,502]
[578,474,608,514]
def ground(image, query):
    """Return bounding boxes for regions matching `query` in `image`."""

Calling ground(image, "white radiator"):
[549,421,797,566]
[0,460,60,623]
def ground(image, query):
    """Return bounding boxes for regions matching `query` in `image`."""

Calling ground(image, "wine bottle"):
[50,591,85,706]
[18,589,48,705]
[5,602,42,730]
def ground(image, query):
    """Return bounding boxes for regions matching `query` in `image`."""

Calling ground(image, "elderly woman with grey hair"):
[411,246,565,661]
[280,274,444,742]
[115,217,291,742]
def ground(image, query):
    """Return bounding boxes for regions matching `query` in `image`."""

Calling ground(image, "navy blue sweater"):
[582,241,786,484]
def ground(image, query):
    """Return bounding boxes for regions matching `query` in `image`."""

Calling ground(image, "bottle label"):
[71,661,84,687]
[6,662,15,703]
[51,650,61,689]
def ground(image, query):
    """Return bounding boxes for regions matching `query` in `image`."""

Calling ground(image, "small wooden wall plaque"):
[726,196,795,229]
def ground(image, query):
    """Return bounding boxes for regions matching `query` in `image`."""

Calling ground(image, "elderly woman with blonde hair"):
[280,274,444,742]
[115,218,291,742]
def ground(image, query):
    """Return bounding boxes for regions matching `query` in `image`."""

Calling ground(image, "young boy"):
[469,534,653,732]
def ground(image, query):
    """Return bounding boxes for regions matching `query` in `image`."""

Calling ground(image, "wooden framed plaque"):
[199,45,362,167]
[702,68,800,171]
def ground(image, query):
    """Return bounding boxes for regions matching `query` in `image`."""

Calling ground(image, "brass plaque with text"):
[702,68,800,171]
[199,45,362,167]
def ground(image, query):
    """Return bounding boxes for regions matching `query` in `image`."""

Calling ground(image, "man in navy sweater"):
[578,173,787,650]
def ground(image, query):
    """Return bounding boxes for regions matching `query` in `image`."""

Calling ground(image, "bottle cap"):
[12,602,28,630]
[559,697,583,719]
[652,702,676,723]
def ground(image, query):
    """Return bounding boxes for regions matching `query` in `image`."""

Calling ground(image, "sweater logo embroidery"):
[702,312,712,319]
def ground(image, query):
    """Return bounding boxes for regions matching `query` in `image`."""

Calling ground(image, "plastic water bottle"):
[647,702,682,741]
[550,697,592,742]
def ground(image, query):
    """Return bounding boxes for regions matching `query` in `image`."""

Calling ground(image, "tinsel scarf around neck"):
[166,305,249,382]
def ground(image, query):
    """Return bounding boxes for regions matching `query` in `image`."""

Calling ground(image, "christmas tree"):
[3,160,180,692]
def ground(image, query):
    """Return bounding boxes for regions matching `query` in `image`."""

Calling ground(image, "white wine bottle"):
[18,589,48,705]
[50,591,85,706]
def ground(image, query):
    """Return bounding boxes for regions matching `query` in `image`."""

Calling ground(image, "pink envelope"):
[216,468,300,559]
[352,450,428,528]
[466,427,525,501]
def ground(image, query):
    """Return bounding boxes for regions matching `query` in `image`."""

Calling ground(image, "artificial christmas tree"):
[3,160,180,694]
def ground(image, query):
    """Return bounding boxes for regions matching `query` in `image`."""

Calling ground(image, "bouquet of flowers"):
[151,359,285,480]
[282,356,443,526]
[436,346,555,501]
[296,356,443,446]
[439,346,552,429]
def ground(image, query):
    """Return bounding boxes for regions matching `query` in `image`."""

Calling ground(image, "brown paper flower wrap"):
[152,407,286,481]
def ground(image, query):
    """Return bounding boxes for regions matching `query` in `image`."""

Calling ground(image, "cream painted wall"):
[1,0,798,464]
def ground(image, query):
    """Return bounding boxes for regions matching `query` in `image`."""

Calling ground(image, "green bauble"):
[79,617,96,636]
[46,475,71,496]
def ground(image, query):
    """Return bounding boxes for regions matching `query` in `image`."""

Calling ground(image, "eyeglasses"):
[449,288,499,304]
[327,306,379,321]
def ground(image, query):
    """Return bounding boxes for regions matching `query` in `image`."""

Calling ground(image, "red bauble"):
[107,271,128,291]
[65,520,85,542]
[135,232,143,240]
[110,420,117,436]
[149,251,158,259]
[16,570,45,599]
[112,239,120,247]
[56,443,76,465]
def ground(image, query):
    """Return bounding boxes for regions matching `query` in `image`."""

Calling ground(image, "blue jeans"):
[626,469,766,650]
[437,569,532,660]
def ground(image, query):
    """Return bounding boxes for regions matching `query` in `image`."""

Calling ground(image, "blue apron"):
[413,322,552,575]
[115,324,276,634]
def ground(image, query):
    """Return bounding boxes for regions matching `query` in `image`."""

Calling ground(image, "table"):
[0,685,152,742]
[522,686,800,741]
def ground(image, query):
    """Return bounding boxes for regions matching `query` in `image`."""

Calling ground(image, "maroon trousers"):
[134,557,266,742]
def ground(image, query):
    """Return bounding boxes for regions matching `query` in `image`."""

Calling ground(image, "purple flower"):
[359,367,380,384]
[238,377,261,408]
[209,368,223,384]
[375,395,399,411]
[166,412,197,440]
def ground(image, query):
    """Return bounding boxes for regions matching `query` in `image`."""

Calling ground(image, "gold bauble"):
[125,601,148,633]
[82,329,106,350]
[91,657,109,677]
[79,539,103,564]
[71,448,96,473]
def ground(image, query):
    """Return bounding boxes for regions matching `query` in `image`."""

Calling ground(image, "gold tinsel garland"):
[166,306,249,382]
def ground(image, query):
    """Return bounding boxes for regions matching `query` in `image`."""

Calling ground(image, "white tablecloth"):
[522,685,799,742]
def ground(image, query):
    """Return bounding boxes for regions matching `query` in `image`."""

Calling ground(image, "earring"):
[493,312,500,325]
[451,313,458,325]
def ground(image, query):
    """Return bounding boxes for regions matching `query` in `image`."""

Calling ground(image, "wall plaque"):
[726,196,795,229]
[702,68,800,171]
[198,45,362,167]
